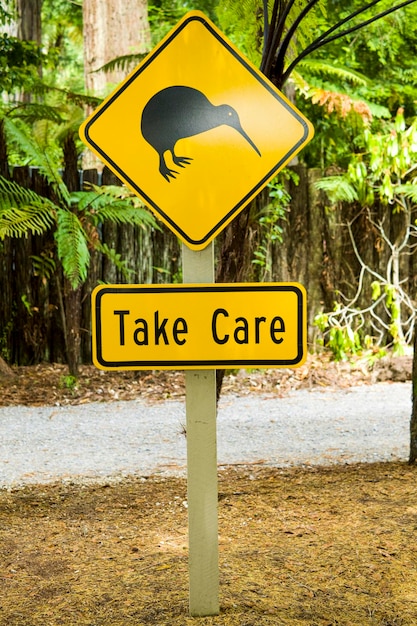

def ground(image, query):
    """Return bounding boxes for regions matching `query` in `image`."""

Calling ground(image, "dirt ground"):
[1,463,417,625]
[1,354,417,625]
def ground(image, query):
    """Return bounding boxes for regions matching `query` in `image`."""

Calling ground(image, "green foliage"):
[9,102,65,126]
[0,1,14,25]
[59,373,77,391]
[315,176,358,204]
[217,0,264,64]
[252,172,293,279]
[317,109,417,210]
[3,115,71,202]
[0,171,158,289]
[73,184,158,230]
[315,110,417,356]
[20,294,33,317]
[41,0,84,92]
[297,59,368,87]
[0,111,158,289]
[261,1,417,167]
[93,54,148,76]
[148,0,218,45]
[314,310,384,361]
[0,34,44,94]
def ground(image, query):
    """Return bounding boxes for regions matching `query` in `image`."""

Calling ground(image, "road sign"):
[92,282,306,370]
[80,11,313,250]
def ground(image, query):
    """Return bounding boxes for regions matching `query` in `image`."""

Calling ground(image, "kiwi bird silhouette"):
[141,86,261,182]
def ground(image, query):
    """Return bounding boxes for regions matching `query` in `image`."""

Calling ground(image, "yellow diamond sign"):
[80,11,313,250]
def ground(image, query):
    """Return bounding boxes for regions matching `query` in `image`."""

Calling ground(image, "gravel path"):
[0,382,411,487]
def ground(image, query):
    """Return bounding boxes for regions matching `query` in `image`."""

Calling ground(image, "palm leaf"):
[0,175,56,238]
[55,209,89,289]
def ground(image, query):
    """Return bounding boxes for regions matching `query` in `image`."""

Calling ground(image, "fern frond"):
[3,117,70,206]
[367,102,391,119]
[10,103,64,125]
[395,183,417,203]
[95,242,134,280]
[94,53,147,74]
[0,175,56,238]
[94,202,157,228]
[297,59,368,85]
[0,205,55,238]
[58,89,102,109]
[315,176,359,203]
[70,186,158,229]
[55,209,89,288]
[31,254,56,280]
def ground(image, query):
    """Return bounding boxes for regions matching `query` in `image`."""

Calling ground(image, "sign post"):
[182,243,219,616]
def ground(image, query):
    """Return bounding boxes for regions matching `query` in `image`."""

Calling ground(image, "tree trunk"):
[82,0,151,168]
[83,0,150,97]
[16,0,42,42]
[64,281,82,377]
[61,134,83,377]
[0,355,14,378]
[409,327,417,463]
[0,119,9,178]
[16,0,42,102]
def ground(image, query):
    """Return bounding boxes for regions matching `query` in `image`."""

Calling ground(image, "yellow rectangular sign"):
[92,283,306,370]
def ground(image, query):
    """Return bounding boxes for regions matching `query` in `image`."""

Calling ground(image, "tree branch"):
[280,0,417,86]
[261,0,297,78]
[262,0,284,62]
[273,0,321,84]
[262,0,269,57]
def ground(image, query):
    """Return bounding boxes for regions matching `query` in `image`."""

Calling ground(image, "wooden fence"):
[1,162,416,366]
[0,165,182,365]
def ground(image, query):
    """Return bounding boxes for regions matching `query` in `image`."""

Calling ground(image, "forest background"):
[2,0,417,381]
[3,6,417,624]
